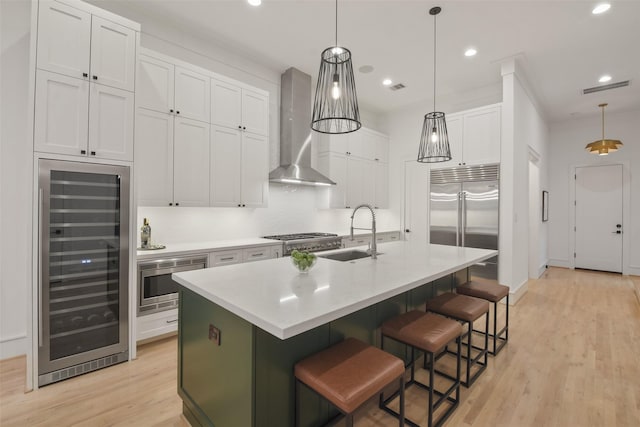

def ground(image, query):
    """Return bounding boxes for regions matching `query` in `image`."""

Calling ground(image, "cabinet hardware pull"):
[220,257,234,261]
[82,72,88,78]
[166,319,178,324]
[38,188,44,348]
[175,203,180,206]
[90,151,96,156]
[176,111,180,114]
[92,75,97,80]
[81,150,86,155]
[242,126,246,130]
[238,125,242,129]
[170,109,174,113]
[169,203,173,206]
[251,253,264,257]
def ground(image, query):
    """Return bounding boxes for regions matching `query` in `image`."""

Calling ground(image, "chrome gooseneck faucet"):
[350,204,377,259]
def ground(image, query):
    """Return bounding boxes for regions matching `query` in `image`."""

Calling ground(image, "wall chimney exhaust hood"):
[269,68,335,186]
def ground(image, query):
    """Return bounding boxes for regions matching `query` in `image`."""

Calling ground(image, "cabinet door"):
[241,133,269,207]
[463,107,501,165]
[175,67,210,123]
[210,125,242,207]
[209,250,242,267]
[173,118,210,207]
[88,84,134,161]
[135,109,174,206]
[361,160,376,206]
[37,1,91,79]
[346,157,365,209]
[355,129,376,160]
[347,131,364,158]
[90,16,136,91]
[34,70,89,156]
[241,89,269,136]
[320,153,347,208]
[374,134,389,163]
[374,161,389,209]
[242,247,273,263]
[137,55,175,114]
[432,115,463,169]
[211,79,241,130]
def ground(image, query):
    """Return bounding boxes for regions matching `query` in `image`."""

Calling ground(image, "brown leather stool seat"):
[380,311,463,427]
[294,337,405,426]
[427,292,490,387]
[456,280,509,355]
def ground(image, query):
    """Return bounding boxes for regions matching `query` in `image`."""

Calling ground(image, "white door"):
[88,84,134,161]
[37,1,91,79]
[174,67,210,123]
[34,70,89,156]
[404,160,430,243]
[135,109,174,206]
[210,125,242,207]
[137,55,175,114]
[241,133,269,207]
[89,16,136,91]
[374,161,389,209]
[173,118,210,207]
[241,89,268,136]
[211,79,241,130]
[575,164,623,273]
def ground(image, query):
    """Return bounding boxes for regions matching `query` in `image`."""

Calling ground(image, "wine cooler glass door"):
[38,160,129,380]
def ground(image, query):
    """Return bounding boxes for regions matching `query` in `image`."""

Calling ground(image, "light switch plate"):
[209,324,221,346]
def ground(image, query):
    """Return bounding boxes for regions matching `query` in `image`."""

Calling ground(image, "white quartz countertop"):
[136,238,282,260]
[172,242,498,340]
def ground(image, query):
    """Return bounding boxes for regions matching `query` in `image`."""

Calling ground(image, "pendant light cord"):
[335,0,338,47]
[433,12,437,113]
[601,105,605,141]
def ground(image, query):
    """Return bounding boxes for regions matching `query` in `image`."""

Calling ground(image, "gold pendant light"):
[585,103,622,156]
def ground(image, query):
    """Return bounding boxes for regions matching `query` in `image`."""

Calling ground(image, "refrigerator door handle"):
[461,191,467,247]
[456,192,461,246]
[38,188,43,348]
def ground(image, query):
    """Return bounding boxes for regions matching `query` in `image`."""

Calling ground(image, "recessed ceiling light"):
[599,75,612,83]
[464,48,477,57]
[382,79,393,86]
[359,65,374,74]
[248,0,261,6]
[592,3,611,14]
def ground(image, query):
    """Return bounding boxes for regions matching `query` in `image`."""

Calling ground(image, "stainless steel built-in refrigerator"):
[38,159,129,386]
[430,164,499,281]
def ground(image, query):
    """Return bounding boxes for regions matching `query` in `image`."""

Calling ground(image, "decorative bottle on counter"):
[140,218,151,248]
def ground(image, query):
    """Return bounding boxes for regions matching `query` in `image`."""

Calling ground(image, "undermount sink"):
[319,249,378,262]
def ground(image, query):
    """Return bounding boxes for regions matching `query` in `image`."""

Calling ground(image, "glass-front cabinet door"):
[38,159,129,385]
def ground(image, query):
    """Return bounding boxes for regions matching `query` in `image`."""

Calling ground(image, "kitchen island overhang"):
[173,242,498,427]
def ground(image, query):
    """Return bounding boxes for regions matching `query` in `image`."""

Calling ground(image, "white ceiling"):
[95,0,640,122]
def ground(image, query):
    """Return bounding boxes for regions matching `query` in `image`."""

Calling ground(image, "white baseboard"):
[508,279,528,305]
[0,334,28,360]
[548,258,571,269]
[627,266,640,277]
[537,262,548,278]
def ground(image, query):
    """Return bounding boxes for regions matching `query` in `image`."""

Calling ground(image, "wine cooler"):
[38,159,129,386]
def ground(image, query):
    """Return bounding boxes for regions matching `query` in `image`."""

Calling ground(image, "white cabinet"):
[243,246,273,263]
[37,2,136,91]
[135,112,209,206]
[343,235,372,249]
[211,78,269,136]
[137,54,210,123]
[209,249,243,267]
[136,309,179,342]
[432,104,501,168]
[317,128,390,209]
[35,70,134,161]
[210,125,268,208]
[208,244,280,267]
[34,1,138,161]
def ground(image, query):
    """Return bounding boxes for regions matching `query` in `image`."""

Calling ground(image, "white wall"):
[0,0,33,359]
[548,109,640,275]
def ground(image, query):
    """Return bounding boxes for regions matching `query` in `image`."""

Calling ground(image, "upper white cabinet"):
[37,2,136,91]
[432,104,501,168]
[209,125,268,208]
[211,79,269,136]
[173,118,210,206]
[34,0,139,161]
[316,127,390,209]
[137,54,210,123]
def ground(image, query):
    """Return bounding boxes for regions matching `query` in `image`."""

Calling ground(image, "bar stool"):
[426,293,490,387]
[380,311,463,427]
[294,337,405,427]
[456,280,509,355]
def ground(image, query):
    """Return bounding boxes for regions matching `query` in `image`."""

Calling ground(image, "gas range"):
[262,233,343,255]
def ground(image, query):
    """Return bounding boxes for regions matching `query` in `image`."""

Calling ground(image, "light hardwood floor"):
[1,267,639,426]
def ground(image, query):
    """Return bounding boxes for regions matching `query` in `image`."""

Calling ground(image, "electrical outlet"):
[209,324,221,346]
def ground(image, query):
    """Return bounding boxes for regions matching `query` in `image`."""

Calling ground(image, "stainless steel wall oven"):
[137,255,207,315]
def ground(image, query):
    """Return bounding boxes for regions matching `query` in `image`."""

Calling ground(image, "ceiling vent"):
[583,80,630,95]
[389,83,406,91]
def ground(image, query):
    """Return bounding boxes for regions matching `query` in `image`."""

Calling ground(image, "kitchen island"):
[173,242,498,426]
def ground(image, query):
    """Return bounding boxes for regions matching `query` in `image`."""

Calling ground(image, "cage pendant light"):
[417,6,452,163]
[585,103,623,156]
[311,0,361,134]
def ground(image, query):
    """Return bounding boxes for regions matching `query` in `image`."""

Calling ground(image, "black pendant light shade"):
[418,111,451,162]
[311,47,361,134]
[417,6,452,163]
[311,0,361,134]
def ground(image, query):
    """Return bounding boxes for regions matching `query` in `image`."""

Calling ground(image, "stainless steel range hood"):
[269,67,335,186]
